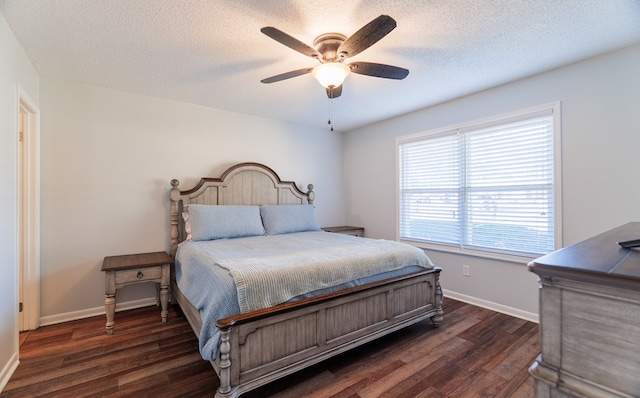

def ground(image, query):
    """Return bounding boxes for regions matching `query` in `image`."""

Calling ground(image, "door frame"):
[17,86,40,331]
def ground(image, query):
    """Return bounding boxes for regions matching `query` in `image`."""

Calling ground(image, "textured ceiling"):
[1,0,639,132]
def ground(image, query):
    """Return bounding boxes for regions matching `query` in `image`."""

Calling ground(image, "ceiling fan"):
[260,15,409,99]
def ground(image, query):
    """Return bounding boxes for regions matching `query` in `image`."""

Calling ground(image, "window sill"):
[400,239,538,265]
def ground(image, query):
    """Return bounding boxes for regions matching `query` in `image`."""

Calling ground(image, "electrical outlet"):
[463,264,470,277]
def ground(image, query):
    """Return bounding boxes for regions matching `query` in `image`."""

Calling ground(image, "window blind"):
[399,109,555,257]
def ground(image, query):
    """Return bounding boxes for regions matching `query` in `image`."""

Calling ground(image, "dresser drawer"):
[115,266,162,285]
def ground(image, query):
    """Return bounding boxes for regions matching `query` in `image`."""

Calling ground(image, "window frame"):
[396,102,562,262]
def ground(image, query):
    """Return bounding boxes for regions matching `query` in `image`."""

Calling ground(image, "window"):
[397,103,561,258]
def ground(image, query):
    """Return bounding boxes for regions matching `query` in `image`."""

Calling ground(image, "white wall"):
[38,77,345,322]
[0,13,39,391]
[343,44,640,318]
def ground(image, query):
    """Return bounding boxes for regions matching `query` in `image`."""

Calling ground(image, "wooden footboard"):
[213,268,443,398]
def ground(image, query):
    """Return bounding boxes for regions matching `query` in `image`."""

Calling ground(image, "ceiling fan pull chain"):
[328,98,334,131]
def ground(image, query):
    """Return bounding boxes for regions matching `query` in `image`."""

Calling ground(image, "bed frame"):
[169,162,443,398]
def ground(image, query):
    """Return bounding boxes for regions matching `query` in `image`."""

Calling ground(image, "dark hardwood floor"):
[3,298,539,397]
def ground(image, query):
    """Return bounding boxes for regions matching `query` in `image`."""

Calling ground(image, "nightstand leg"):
[105,293,116,335]
[160,285,169,322]
[155,283,160,306]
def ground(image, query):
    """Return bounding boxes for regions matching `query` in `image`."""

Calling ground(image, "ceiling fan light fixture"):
[312,62,350,89]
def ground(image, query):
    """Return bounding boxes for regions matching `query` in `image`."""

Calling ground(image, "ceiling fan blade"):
[349,62,409,80]
[261,27,322,59]
[261,68,313,84]
[326,84,342,99]
[337,15,397,58]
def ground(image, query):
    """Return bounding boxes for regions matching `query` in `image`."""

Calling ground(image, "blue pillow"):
[260,205,321,235]
[188,205,264,241]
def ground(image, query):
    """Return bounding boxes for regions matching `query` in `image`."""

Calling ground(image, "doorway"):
[17,87,40,332]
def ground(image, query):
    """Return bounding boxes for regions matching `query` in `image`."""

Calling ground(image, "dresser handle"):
[136,271,143,279]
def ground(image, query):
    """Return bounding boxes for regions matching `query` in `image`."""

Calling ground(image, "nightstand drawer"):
[336,229,364,237]
[322,226,365,237]
[115,266,162,285]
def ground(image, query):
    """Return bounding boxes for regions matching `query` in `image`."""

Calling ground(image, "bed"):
[169,162,443,398]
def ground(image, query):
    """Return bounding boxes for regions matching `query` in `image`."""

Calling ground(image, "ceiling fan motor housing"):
[313,33,347,62]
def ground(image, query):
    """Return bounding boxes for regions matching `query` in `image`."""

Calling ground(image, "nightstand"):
[322,226,365,237]
[101,251,172,335]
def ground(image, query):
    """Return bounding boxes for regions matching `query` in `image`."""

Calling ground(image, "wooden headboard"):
[169,162,315,257]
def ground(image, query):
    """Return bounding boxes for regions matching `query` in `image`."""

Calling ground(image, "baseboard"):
[37,292,538,327]
[443,289,539,323]
[0,351,19,394]
[39,297,158,327]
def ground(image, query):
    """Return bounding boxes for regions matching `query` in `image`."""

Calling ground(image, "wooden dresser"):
[528,223,640,398]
